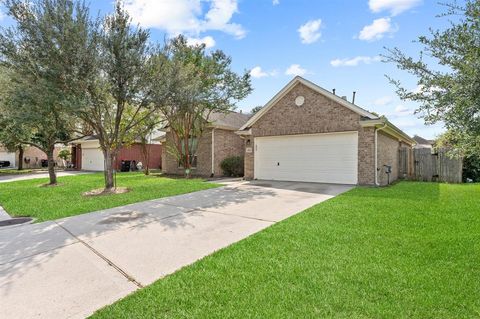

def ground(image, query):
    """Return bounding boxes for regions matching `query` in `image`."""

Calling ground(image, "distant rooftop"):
[413,135,434,145]
[208,111,251,130]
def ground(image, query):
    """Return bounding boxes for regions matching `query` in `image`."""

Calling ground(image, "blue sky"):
[2,0,453,138]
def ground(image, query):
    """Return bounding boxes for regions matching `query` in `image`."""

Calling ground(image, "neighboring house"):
[71,135,163,171]
[0,146,16,167]
[413,135,434,149]
[161,111,251,177]
[235,76,416,186]
[0,145,65,168]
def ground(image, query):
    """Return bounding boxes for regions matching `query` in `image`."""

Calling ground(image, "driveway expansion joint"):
[55,221,144,288]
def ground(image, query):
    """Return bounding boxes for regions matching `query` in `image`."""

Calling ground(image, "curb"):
[0,205,11,221]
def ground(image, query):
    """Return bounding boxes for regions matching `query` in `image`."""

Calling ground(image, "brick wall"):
[162,129,212,176]
[213,129,245,176]
[22,146,65,168]
[162,128,244,177]
[116,143,162,170]
[243,82,376,185]
[377,131,400,185]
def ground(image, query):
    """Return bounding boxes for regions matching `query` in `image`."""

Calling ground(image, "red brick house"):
[72,136,162,171]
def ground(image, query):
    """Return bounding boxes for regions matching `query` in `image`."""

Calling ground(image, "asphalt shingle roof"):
[207,111,251,130]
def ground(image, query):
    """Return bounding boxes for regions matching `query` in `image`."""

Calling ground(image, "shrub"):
[58,149,71,161]
[463,154,480,182]
[220,156,244,177]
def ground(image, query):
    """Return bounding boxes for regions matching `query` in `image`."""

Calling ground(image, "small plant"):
[58,149,71,161]
[220,156,244,177]
[463,155,480,182]
[58,149,71,168]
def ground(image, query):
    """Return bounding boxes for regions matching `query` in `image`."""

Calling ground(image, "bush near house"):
[220,156,244,177]
[463,154,480,182]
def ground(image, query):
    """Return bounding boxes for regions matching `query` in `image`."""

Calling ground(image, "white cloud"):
[373,96,394,106]
[394,104,413,116]
[285,64,307,76]
[330,56,381,67]
[298,19,322,44]
[369,0,422,16]
[187,36,216,48]
[358,17,397,41]
[124,0,246,39]
[250,66,268,78]
[412,84,444,96]
[272,0,280,5]
[250,66,277,78]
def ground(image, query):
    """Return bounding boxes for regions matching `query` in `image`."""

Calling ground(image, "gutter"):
[374,123,387,186]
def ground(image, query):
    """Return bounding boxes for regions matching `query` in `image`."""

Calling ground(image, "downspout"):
[374,123,387,186]
[211,128,215,177]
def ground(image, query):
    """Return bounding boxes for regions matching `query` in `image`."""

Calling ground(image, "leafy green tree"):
[79,2,158,191]
[384,0,480,157]
[152,35,251,177]
[250,106,263,115]
[0,68,29,170]
[0,0,97,184]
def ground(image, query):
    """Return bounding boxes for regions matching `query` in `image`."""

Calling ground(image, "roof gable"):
[239,76,377,131]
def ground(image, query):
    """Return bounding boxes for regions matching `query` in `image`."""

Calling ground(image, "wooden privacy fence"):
[399,148,463,183]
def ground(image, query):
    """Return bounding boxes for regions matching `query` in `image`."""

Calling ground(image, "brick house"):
[72,136,162,171]
[161,112,250,177]
[235,76,416,186]
[0,145,66,168]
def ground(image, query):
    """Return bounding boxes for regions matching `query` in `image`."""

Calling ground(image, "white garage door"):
[254,132,358,184]
[82,148,104,171]
[0,151,16,167]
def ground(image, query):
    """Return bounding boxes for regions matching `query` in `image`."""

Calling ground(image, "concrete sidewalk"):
[0,181,352,318]
[0,171,92,183]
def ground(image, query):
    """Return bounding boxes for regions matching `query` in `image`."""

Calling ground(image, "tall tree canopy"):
[385,0,480,156]
[0,68,30,170]
[153,35,251,176]
[79,2,159,191]
[0,0,97,184]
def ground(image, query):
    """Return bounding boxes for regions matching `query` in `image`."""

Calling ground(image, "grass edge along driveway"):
[91,181,480,318]
[0,172,219,222]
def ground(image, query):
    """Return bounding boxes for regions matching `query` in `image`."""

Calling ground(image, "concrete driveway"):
[0,180,352,318]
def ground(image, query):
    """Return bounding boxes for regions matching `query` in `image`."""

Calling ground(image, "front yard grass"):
[0,172,218,222]
[91,182,480,318]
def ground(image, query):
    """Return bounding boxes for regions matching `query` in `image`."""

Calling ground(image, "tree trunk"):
[46,147,57,185]
[141,141,150,175]
[103,149,117,191]
[17,145,24,171]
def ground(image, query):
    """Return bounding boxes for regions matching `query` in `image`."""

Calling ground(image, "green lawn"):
[0,172,218,222]
[91,182,480,318]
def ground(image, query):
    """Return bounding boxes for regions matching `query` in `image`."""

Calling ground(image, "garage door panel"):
[82,148,104,171]
[254,133,358,184]
[0,151,16,167]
